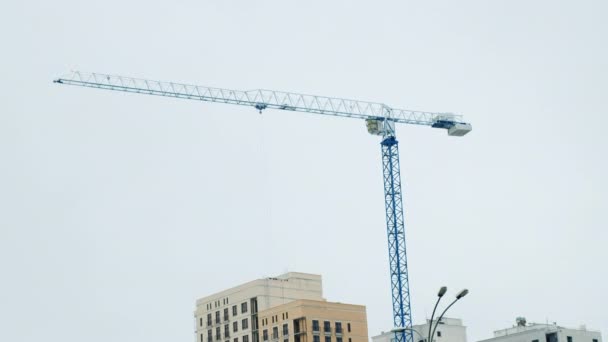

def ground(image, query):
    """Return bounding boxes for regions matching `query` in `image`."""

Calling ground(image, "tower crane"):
[54,71,472,342]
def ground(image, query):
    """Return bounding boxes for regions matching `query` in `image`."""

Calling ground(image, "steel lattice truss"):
[54,71,461,126]
[381,137,413,342]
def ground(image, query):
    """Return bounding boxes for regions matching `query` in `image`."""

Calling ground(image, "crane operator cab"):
[366,118,396,136]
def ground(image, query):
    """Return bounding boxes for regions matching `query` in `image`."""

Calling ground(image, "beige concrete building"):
[194,273,325,342]
[193,273,368,342]
[258,299,368,342]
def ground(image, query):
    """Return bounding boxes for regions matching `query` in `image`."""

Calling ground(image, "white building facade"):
[194,273,325,342]
[477,321,602,342]
[372,317,467,342]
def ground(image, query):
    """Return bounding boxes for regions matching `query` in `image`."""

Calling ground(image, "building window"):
[325,336,331,342]
[250,298,258,314]
[225,324,230,338]
[234,338,239,342]
[324,322,331,333]
[242,302,248,314]
[243,318,249,330]
[284,339,289,342]
[216,311,221,324]
[263,330,269,341]
[592,340,598,342]
[273,327,279,340]
[283,324,289,336]
[225,309,230,321]
[337,338,342,342]
[347,324,351,333]
[208,330,213,342]
[286,313,288,319]
[567,337,572,342]
[208,314,213,327]
[233,305,238,316]
[437,332,442,338]
[313,336,320,342]
[234,322,239,332]
[243,336,249,342]
[216,327,221,340]
[335,323,342,334]
[200,318,203,327]
[251,298,258,314]
[533,340,539,342]
[201,334,204,342]
[312,320,320,332]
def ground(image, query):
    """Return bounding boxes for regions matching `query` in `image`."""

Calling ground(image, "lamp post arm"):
[427,297,442,342]
[429,299,459,342]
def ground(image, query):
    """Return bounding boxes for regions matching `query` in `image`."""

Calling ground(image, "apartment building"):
[193,273,368,342]
[258,299,368,342]
[193,273,325,342]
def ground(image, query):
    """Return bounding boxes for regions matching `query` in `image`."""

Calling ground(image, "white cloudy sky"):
[1,1,607,342]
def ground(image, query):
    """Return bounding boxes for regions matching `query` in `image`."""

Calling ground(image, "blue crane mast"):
[54,71,472,342]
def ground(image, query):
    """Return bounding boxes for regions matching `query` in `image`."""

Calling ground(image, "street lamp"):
[429,289,469,342]
[427,286,447,342]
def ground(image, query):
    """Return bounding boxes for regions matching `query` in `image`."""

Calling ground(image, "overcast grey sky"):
[1,1,607,342]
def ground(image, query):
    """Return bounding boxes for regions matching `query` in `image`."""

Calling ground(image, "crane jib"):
[53,71,471,135]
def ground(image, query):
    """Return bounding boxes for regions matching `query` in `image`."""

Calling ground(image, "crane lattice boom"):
[54,71,470,132]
